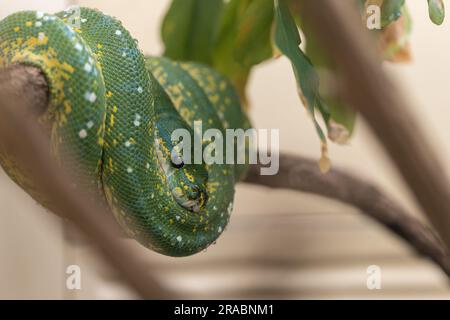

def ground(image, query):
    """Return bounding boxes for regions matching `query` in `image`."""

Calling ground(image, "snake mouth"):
[171,186,208,213]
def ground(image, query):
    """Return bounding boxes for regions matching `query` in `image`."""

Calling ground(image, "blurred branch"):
[244,154,450,277]
[297,1,450,255]
[0,65,174,299]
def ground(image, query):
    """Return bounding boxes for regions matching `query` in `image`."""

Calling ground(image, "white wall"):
[0,0,70,18]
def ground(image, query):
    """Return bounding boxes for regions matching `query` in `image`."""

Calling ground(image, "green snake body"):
[0,8,250,256]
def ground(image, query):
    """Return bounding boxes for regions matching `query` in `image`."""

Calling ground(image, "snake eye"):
[170,148,185,169]
[172,160,184,169]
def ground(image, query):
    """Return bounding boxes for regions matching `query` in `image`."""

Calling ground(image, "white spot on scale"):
[176,236,182,242]
[86,121,94,129]
[146,163,150,169]
[35,21,42,27]
[227,202,233,215]
[37,32,45,41]
[43,16,50,22]
[133,120,141,127]
[127,167,133,173]
[137,87,143,94]
[79,129,87,139]
[218,226,222,233]
[115,30,122,36]
[75,43,83,51]
[81,18,87,23]
[84,63,92,72]
[176,216,180,221]
[125,141,131,148]
[84,92,97,103]
[122,52,127,57]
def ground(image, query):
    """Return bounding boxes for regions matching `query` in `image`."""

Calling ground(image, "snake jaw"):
[0,8,249,257]
[171,185,208,213]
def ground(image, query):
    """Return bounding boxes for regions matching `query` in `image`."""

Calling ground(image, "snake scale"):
[0,7,251,257]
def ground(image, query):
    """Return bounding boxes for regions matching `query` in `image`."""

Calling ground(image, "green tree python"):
[0,7,251,257]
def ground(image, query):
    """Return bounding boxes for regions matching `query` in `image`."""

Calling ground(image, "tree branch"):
[299,0,450,255]
[244,154,450,277]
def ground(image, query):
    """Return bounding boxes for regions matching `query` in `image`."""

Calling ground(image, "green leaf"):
[233,0,274,68]
[301,18,356,141]
[383,5,413,61]
[428,0,445,25]
[273,0,329,164]
[211,0,252,105]
[214,0,250,53]
[161,0,224,64]
[212,0,274,106]
[381,0,405,28]
[322,98,356,143]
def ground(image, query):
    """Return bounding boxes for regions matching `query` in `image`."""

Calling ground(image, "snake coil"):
[0,7,250,256]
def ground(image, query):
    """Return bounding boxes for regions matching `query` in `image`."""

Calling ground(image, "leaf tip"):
[318,143,331,173]
[328,120,351,145]
[429,0,446,25]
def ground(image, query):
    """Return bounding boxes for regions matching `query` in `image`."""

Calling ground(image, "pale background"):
[1,0,449,299]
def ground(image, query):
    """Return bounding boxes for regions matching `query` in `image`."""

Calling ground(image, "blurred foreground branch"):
[0,58,449,302]
[299,0,450,256]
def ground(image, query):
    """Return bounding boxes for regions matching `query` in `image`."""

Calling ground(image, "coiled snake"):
[0,7,250,257]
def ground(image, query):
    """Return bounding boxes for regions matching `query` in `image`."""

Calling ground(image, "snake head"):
[170,166,208,213]
[155,113,209,213]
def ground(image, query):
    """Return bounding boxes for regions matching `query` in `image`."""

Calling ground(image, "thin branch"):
[0,65,174,299]
[299,0,450,252]
[244,154,450,277]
